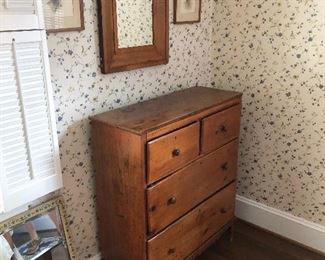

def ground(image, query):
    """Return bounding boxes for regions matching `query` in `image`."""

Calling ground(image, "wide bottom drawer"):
[147,182,236,260]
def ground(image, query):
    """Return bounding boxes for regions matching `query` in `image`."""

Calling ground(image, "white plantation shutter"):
[0,31,62,213]
[0,0,44,31]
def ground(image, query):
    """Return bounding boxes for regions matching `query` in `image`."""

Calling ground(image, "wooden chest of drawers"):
[91,87,242,260]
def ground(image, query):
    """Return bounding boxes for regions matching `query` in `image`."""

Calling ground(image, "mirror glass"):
[0,207,71,260]
[116,0,153,48]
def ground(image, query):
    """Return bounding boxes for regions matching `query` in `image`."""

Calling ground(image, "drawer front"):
[148,182,236,260]
[147,122,200,184]
[147,139,238,234]
[201,104,241,154]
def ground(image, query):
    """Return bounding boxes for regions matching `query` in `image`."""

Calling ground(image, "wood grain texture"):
[147,183,236,260]
[97,0,169,73]
[201,104,241,154]
[197,220,325,260]
[91,87,243,260]
[147,139,239,234]
[91,121,146,260]
[147,122,200,184]
[186,221,234,260]
[92,87,242,135]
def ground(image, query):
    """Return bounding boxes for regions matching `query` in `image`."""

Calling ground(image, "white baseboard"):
[235,195,325,253]
[88,253,101,260]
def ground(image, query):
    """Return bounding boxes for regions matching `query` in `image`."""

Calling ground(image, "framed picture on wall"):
[174,0,201,24]
[43,0,85,33]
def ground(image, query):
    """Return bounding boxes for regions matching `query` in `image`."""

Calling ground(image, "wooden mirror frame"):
[97,0,169,74]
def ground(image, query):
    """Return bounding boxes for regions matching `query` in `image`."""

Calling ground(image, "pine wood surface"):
[148,183,236,260]
[91,87,242,259]
[92,87,242,135]
[147,122,200,184]
[147,139,239,234]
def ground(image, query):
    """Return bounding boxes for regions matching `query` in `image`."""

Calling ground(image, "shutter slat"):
[34,158,53,169]
[0,85,16,95]
[2,147,26,159]
[0,110,21,121]
[7,177,30,190]
[33,153,52,161]
[27,123,49,132]
[0,91,18,101]
[33,167,54,178]
[0,105,20,114]
[25,118,49,129]
[29,141,52,151]
[2,142,26,153]
[23,94,46,104]
[3,153,26,166]
[29,134,52,145]
[0,68,14,76]
[7,174,29,186]
[19,75,44,84]
[18,63,41,72]
[0,79,16,87]
[29,145,52,155]
[0,129,21,139]
[6,161,29,174]
[0,118,22,125]
[20,69,43,79]
[0,135,25,147]
[28,129,49,140]
[24,99,47,109]
[0,122,23,132]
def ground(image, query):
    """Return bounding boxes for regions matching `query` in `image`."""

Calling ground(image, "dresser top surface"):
[92,87,242,134]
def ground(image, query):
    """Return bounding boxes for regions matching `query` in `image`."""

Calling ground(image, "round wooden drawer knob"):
[167,196,177,205]
[220,208,227,214]
[216,125,228,134]
[221,125,227,132]
[221,162,229,171]
[172,148,181,157]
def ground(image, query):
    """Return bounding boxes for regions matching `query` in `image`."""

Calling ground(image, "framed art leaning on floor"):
[0,198,75,260]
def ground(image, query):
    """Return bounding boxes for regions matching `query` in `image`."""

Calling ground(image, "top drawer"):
[147,122,200,184]
[201,105,241,154]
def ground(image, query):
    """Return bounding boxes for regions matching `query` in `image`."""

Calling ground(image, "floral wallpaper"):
[116,0,153,48]
[212,0,325,225]
[46,0,324,258]
[47,0,212,258]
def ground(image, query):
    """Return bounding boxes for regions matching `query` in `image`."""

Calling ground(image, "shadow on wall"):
[58,118,99,257]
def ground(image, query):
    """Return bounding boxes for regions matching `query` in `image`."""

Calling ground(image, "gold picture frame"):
[43,0,85,33]
[0,197,76,259]
[174,0,201,24]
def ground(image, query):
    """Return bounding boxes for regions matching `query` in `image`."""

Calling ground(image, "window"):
[0,30,62,213]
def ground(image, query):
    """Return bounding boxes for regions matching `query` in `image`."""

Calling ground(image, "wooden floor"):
[197,220,324,260]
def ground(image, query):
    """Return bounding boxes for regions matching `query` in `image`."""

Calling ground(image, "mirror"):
[98,0,169,73]
[0,198,74,260]
[116,0,153,48]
